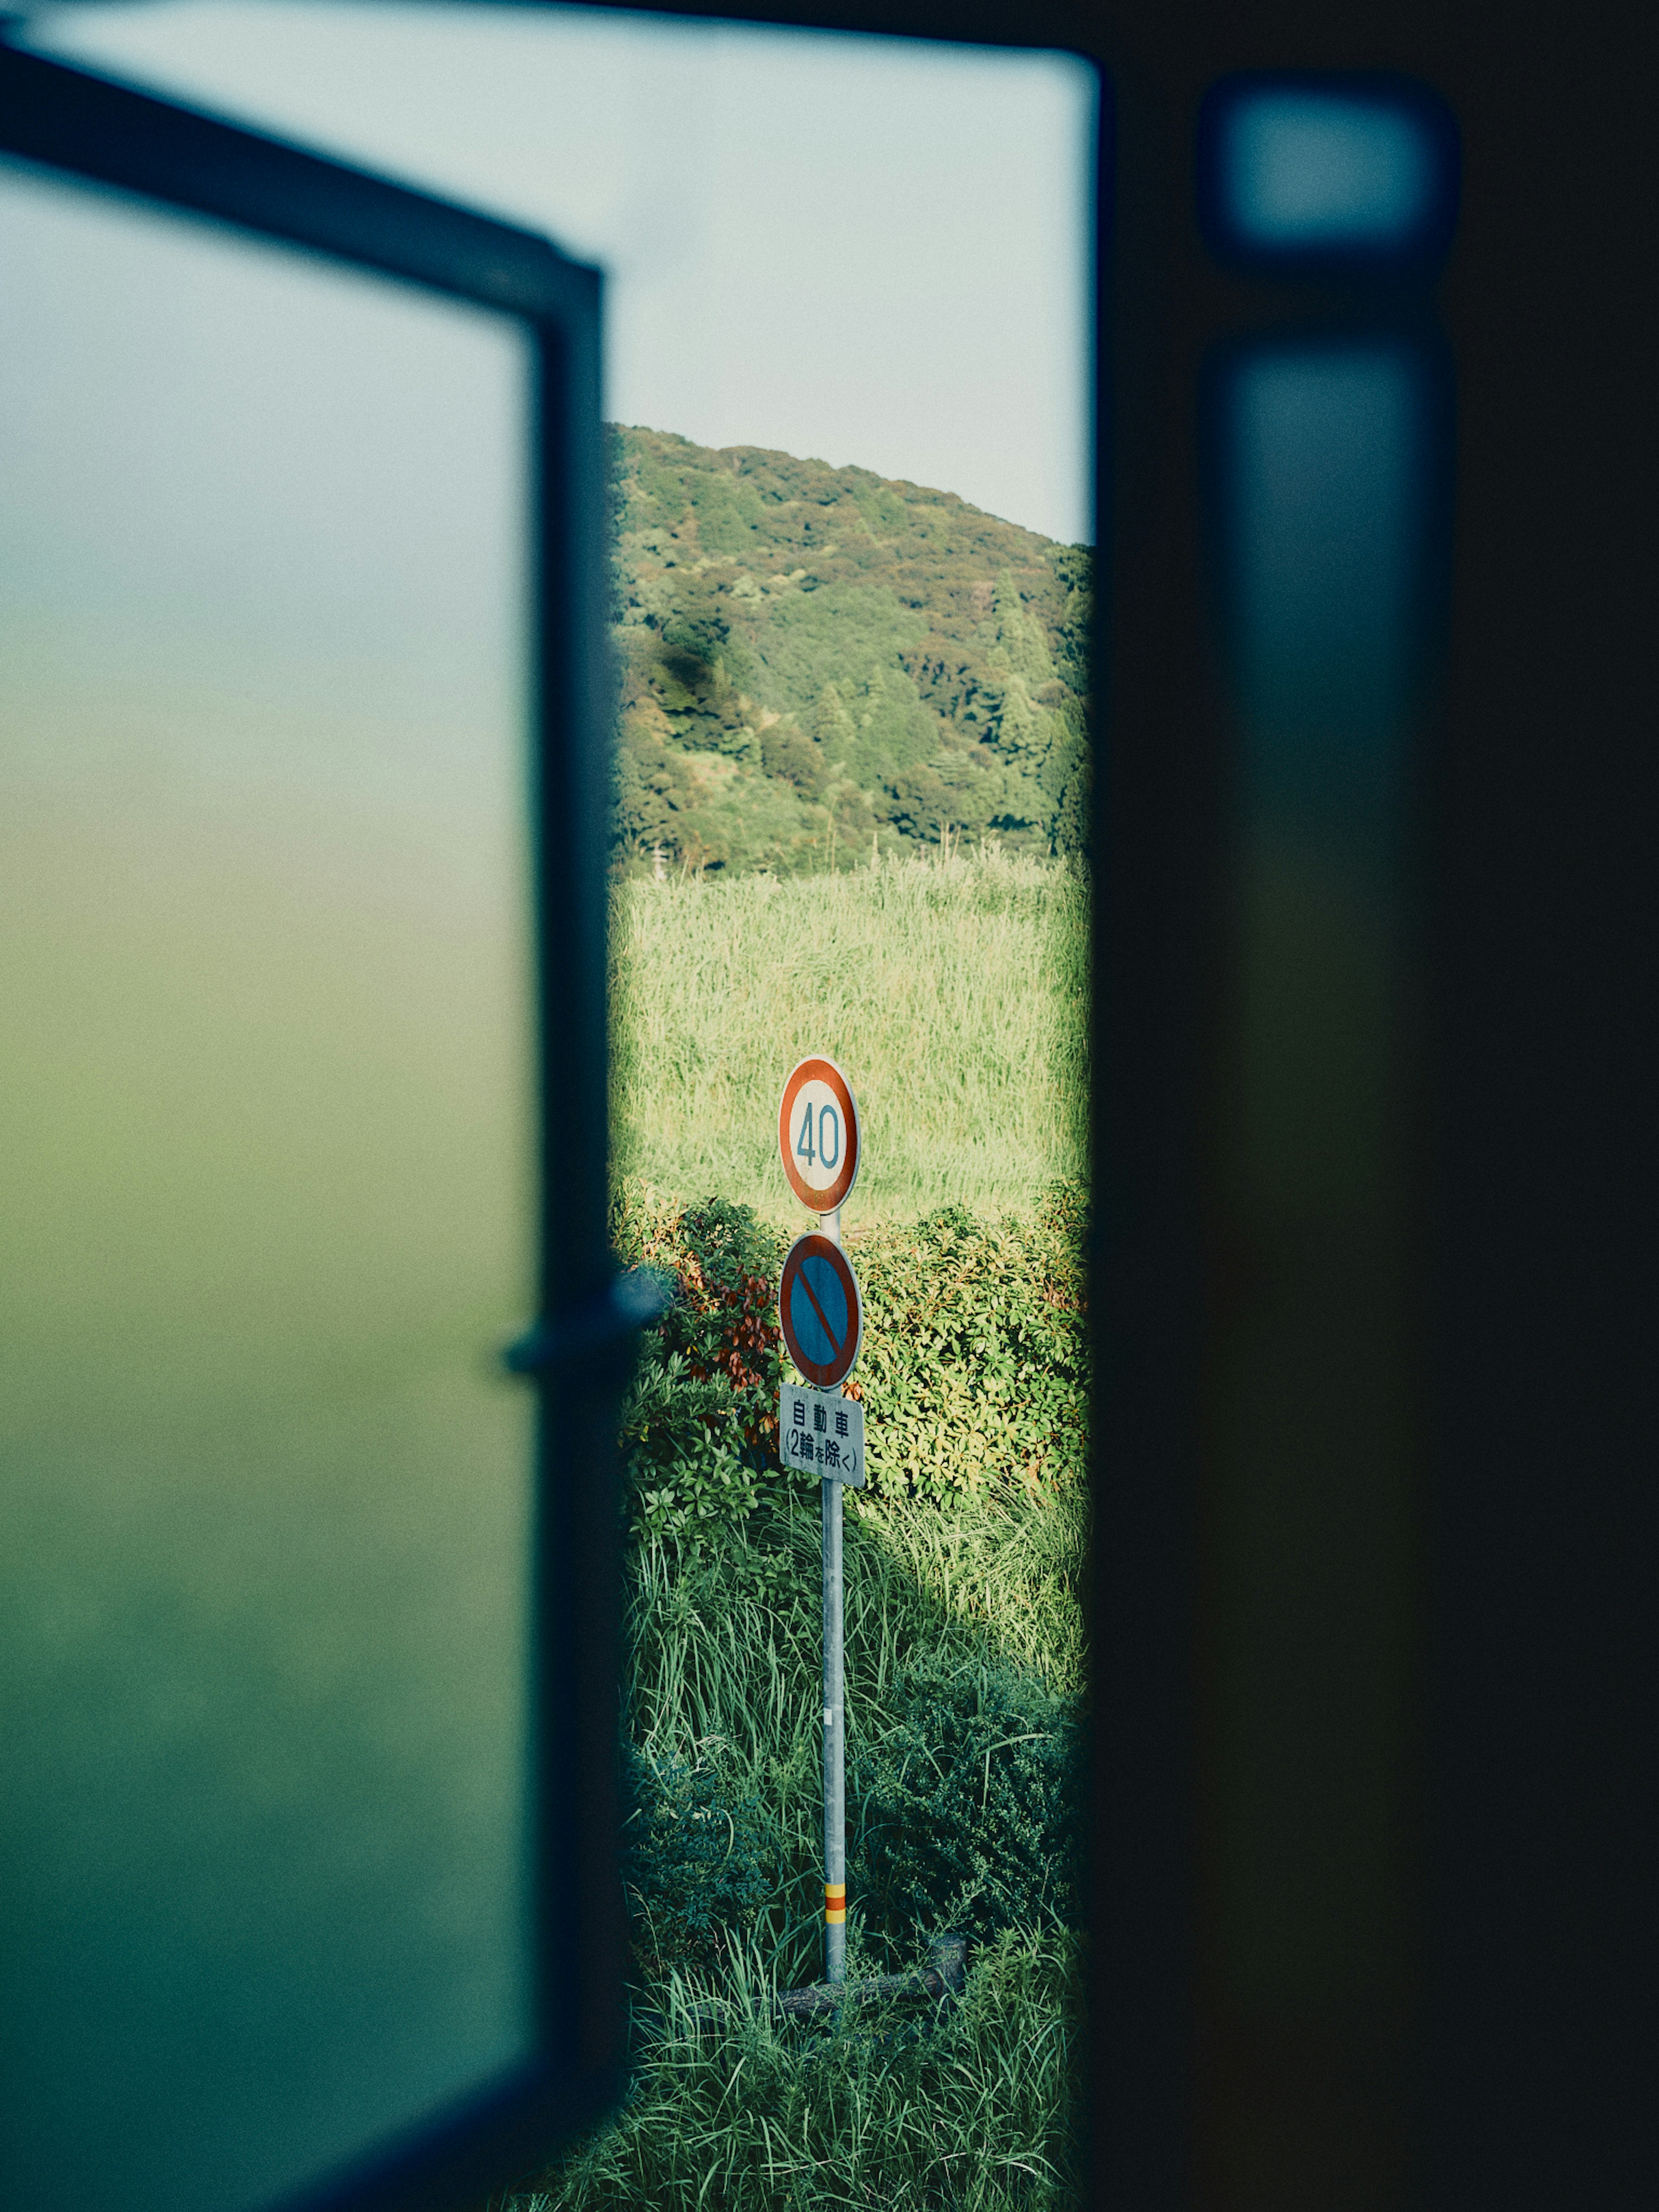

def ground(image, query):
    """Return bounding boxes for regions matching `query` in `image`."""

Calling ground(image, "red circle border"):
[778,1233,863,1387]
[778,1056,861,1213]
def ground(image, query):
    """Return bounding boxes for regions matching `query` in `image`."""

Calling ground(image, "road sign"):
[779,1056,861,1214]
[775,1060,865,1990]
[779,1383,866,1487]
[779,1233,862,1388]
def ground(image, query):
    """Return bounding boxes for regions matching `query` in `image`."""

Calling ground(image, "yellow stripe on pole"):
[825,1882,846,1925]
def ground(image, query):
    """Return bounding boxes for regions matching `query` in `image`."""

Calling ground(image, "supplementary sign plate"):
[779,1233,862,1388]
[779,1383,866,1487]
[779,1056,861,1213]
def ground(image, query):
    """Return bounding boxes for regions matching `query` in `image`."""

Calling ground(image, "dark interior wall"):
[1088,9,1655,2210]
[1398,16,1654,2210]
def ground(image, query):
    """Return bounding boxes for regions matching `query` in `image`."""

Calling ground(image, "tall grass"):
[626,1484,1087,1985]
[528,1924,1081,2212]
[610,851,1088,1224]
[517,1483,1087,2209]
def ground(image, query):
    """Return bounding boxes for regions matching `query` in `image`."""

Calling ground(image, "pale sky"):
[21,1,1097,544]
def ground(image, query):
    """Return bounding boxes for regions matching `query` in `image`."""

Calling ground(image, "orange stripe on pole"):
[825,1881,846,1923]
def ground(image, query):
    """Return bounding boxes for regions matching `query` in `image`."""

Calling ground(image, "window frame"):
[0,38,632,2212]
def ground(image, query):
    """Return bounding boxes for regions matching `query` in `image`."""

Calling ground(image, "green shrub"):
[623,1748,782,1980]
[611,1184,1088,1542]
[855,1186,1087,1505]
[851,1659,1080,1953]
[612,1193,798,1547]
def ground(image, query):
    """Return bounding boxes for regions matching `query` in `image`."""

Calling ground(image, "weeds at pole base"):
[514,1926,1081,2212]
[528,1437,1087,2206]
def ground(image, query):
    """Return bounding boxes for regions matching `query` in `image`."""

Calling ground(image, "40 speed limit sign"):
[779,1057,860,1214]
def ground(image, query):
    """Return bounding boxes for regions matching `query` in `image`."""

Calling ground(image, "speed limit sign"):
[779,1057,861,1214]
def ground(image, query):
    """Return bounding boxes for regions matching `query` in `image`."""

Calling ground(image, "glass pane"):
[1225,93,1435,250]
[1228,344,1429,818]
[1201,76,1457,267]
[1206,340,1437,2058]
[0,164,537,2212]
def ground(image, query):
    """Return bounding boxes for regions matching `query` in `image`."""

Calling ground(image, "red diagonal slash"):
[796,1262,842,1359]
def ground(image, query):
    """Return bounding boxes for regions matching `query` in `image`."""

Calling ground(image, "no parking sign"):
[779,1233,862,1388]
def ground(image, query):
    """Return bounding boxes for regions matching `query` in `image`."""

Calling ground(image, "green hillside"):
[608,426,1093,877]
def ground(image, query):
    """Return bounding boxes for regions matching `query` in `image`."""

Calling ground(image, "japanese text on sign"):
[779,1383,866,1487]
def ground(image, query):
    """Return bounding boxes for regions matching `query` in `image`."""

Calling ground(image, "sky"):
[21,1,1097,543]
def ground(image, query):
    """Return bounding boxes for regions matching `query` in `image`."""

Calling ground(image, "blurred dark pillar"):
[1083,2,1654,2209]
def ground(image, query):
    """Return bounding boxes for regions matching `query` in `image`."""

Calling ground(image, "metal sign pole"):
[819,1202,846,1980]
[822,1462,846,1982]
[777,1064,861,1992]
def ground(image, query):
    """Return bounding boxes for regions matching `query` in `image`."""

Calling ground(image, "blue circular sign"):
[779,1234,862,1386]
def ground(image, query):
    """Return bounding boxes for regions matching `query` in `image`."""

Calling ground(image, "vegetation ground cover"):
[522,1263,1088,2209]
[516,498,1091,2210]
[610,851,1087,1225]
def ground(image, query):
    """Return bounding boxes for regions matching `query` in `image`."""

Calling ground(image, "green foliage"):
[856,1189,1088,1505]
[607,425,1094,876]
[851,1661,1081,1954]
[613,1182,1087,1547]
[569,826,1090,2207]
[613,1194,795,1548]
[546,1489,1086,2205]
[530,1373,1088,2206]
[623,1748,781,1980]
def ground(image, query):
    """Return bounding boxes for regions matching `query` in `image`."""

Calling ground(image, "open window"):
[0,43,631,2212]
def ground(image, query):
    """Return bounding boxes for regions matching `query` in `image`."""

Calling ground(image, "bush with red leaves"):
[615,1195,796,1545]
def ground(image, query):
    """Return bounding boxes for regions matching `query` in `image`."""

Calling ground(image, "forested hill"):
[609,425,1092,876]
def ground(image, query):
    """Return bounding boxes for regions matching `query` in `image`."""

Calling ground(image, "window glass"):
[1226,343,1430,826]
[1200,76,1457,267]
[1226,95,1435,250]
[0,162,537,2212]
[1199,328,1446,2108]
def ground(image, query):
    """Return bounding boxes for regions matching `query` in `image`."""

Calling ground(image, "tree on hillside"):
[811,682,858,756]
[990,570,1058,689]
[759,718,826,798]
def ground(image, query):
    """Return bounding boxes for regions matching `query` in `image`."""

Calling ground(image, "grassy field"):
[610,850,1088,1226]
[515,851,1090,2209]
